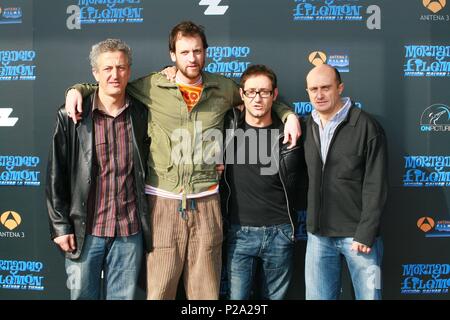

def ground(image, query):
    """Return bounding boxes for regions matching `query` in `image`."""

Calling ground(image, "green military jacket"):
[74,71,294,198]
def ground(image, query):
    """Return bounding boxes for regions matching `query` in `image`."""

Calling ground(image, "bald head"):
[305,64,344,121]
[306,64,341,87]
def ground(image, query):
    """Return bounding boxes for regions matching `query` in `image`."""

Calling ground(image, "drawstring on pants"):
[178,198,197,220]
[190,198,197,211]
[178,200,187,220]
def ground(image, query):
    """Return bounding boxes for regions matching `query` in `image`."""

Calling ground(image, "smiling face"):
[306,64,344,119]
[240,74,278,126]
[92,50,130,98]
[170,34,205,84]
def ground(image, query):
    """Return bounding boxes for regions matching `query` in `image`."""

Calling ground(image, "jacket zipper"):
[276,134,295,241]
[223,112,237,219]
[315,119,347,232]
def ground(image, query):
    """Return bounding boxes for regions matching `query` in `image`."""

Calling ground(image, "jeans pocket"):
[277,225,294,244]
[227,225,249,243]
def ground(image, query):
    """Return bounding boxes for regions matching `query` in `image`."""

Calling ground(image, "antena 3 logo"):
[199,0,229,15]
[292,0,381,30]
[0,210,25,238]
[404,45,450,77]
[403,155,450,187]
[0,211,21,231]
[309,51,327,66]
[424,0,447,13]
[66,0,144,30]
[417,216,435,232]
[0,51,36,81]
[420,104,450,132]
[205,46,251,78]
[308,50,350,72]
[417,216,450,238]
[420,0,449,21]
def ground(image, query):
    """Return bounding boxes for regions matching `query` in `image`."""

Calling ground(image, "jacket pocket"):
[148,122,173,172]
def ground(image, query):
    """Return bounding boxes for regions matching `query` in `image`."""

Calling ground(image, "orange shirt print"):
[178,83,203,112]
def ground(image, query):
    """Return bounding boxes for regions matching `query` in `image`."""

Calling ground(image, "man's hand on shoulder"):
[283,114,301,149]
[160,66,177,83]
[65,89,83,124]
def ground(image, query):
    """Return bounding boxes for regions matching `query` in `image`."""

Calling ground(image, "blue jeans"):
[227,224,294,300]
[65,233,143,300]
[305,232,383,300]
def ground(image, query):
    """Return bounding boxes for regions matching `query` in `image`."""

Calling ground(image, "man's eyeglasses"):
[242,89,273,99]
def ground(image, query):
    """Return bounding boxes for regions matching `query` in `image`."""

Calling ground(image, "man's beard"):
[177,63,203,81]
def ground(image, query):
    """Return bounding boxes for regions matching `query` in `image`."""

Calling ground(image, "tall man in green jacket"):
[64,21,300,300]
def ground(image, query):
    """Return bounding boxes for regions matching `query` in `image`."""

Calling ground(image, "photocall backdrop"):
[0,0,449,300]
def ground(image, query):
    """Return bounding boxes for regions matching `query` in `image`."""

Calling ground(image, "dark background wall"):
[0,0,449,300]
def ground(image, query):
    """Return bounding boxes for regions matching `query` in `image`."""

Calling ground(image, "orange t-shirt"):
[177,82,203,112]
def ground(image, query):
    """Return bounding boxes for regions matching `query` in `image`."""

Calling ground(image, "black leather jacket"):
[221,108,308,240]
[46,94,151,259]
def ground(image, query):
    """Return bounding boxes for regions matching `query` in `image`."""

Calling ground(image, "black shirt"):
[228,120,289,227]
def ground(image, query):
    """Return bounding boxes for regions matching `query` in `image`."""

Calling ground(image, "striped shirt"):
[311,97,351,164]
[89,93,140,237]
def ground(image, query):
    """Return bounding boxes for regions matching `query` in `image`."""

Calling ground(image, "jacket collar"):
[76,95,94,165]
[309,102,361,160]
[346,103,361,127]
[310,101,360,128]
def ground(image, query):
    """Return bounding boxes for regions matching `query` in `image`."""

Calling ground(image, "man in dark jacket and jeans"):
[221,65,307,299]
[303,64,388,300]
[46,39,150,300]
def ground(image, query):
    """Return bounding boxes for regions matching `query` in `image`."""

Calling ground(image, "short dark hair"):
[332,66,342,84]
[169,21,208,52]
[240,64,278,89]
